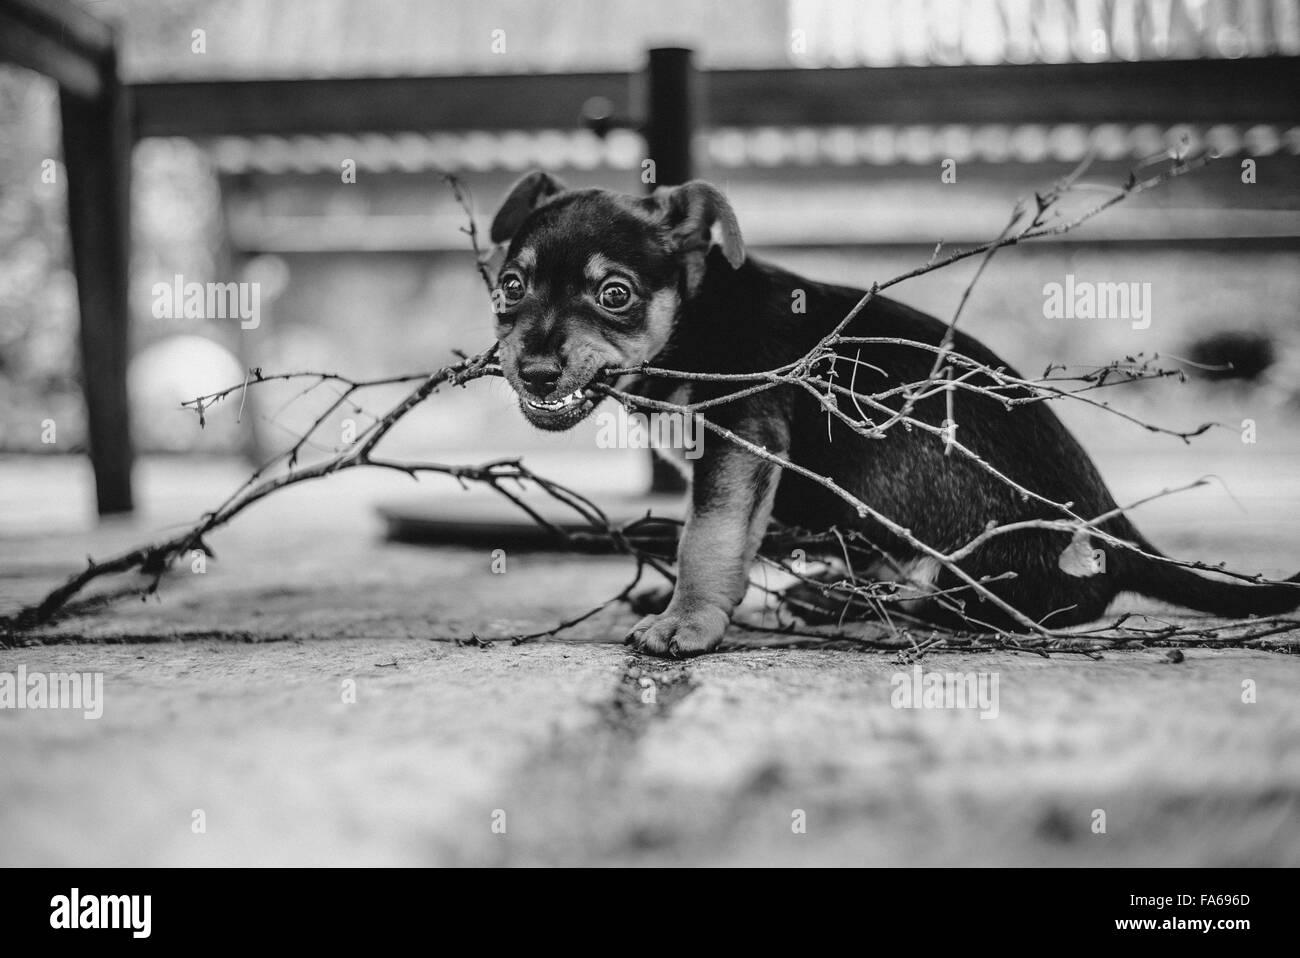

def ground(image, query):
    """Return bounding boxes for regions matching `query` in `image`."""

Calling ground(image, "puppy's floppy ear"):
[654,180,745,270]
[489,170,567,245]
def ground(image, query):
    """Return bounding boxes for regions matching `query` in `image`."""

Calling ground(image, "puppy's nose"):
[519,360,562,397]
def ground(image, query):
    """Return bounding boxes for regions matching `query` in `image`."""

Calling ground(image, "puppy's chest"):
[619,378,697,478]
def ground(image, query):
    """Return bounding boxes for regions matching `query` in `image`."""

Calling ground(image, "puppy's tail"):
[1117,523,1300,618]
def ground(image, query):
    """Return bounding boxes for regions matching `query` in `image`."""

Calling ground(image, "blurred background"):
[1,0,1298,558]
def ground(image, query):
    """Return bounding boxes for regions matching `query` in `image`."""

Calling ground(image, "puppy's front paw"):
[625,603,729,658]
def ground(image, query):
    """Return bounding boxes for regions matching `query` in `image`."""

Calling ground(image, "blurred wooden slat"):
[131,57,1300,138]
[707,57,1300,126]
[58,52,136,514]
[2,0,114,55]
[132,72,635,138]
[0,0,115,98]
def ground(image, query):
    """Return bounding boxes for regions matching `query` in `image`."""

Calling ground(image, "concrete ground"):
[2,452,1298,866]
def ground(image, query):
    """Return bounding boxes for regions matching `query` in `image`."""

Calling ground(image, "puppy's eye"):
[496,272,526,309]
[597,280,633,312]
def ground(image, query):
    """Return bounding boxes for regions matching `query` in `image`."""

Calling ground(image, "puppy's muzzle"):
[510,361,605,431]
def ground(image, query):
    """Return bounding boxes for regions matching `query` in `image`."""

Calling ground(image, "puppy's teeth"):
[522,385,590,413]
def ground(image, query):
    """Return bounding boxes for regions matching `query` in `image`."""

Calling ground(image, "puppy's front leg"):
[627,438,783,658]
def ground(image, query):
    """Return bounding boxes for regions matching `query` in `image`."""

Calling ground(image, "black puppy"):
[488,171,1300,657]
